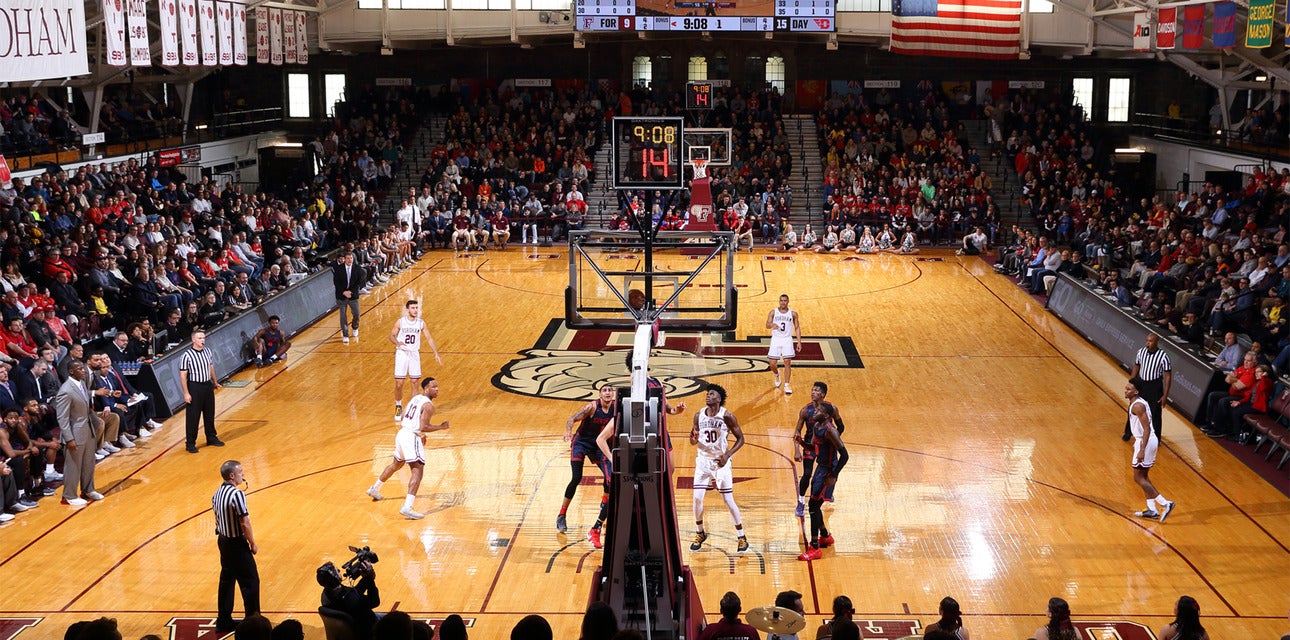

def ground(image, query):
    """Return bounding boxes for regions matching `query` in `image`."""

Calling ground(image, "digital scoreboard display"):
[686,82,713,110]
[575,0,834,32]
[612,117,685,190]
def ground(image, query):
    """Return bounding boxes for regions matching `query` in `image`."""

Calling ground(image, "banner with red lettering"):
[1155,7,1175,49]
[217,0,233,64]
[1212,1,1236,48]
[127,0,150,65]
[199,0,217,64]
[1180,4,1203,48]
[232,0,247,65]
[269,7,283,65]
[1,0,92,82]
[254,6,268,63]
[295,11,308,64]
[104,0,128,66]
[179,0,199,64]
[159,0,179,65]
[283,9,297,64]
[1132,11,1150,51]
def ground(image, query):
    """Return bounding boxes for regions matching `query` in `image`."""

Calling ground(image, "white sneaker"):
[63,497,88,507]
[103,443,121,453]
[147,420,164,430]
[352,329,359,339]
[118,437,136,449]
[399,506,425,520]
[0,512,14,521]
[366,486,383,501]
[342,336,350,344]
[784,384,793,395]
[44,470,64,482]
[137,427,152,438]
[359,287,373,294]
[84,491,105,501]
[10,502,29,512]
[94,451,108,461]
[773,372,781,388]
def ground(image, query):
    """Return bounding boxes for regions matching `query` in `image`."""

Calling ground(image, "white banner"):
[1132,10,1151,51]
[216,0,233,65]
[283,9,296,64]
[199,0,217,65]
[232,0,247,65]
[127,0,149,65]
[268,7,282,65]
[295,10,307,64]
[179,0,199,65]
[0,0,91,81]
[103,0,128,67]
[254,6,268,63]
[159,0,179,65]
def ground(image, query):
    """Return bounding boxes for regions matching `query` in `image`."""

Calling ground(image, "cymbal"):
[745,606,806,635]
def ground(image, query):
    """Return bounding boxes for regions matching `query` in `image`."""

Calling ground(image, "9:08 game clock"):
[611,117,684,190]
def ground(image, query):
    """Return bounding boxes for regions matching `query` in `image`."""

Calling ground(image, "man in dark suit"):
[0,365,20,413]
[13,360,52,406]
[332,252,365,345]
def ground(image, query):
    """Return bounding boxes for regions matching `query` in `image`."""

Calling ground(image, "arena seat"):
[317,607,357,640]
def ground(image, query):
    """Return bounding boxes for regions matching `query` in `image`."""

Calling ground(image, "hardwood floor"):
[1,247,1285,640]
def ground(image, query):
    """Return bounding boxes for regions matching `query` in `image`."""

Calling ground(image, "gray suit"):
[55,376,106,500]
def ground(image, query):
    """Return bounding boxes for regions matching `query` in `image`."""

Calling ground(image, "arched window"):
[766,54,786,93]
[688,55,708,82]
[632,55,652,89]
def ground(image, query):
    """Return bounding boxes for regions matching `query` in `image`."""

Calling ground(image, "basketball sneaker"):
[1158,501,1176,523]
[556,514,568,534]
[797,546,822,561]
[399,506,425,520]
[394,404,403,422]
[774,372,781,388]
[817,534,835,548]
[794,502,805,518]
[1133,509,1160,519]
[689,531,708,551]
[737,536,749,553]
[366,486,383,501]
[784,384,793,395]
[587,527,603,549]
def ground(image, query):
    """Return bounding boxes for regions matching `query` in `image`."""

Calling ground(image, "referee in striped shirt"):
[1125,333,1170,441]
[213,459,260,633]
[180,330,223,454]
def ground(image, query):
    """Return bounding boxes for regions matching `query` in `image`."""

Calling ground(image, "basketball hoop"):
[691,159,708,180]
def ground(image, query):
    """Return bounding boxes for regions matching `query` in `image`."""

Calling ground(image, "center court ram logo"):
[493,319,863,401]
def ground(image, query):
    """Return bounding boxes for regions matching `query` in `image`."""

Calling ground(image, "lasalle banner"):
[1244,0,1274,48]
[0,0,90,82]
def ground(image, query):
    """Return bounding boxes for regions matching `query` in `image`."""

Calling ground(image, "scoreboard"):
[574,0,834,32]
[612,117,685,190]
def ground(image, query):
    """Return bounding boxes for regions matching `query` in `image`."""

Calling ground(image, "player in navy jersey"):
[793,381,845,517]
[558,384,618,534]
[798,400,847,561]
[253,315,291,367]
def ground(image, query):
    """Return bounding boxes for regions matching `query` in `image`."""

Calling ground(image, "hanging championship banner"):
[127,0,150,65]
[159,0,179,65]
[283,9,297,64]
[179,0,199,65]
[199,0,218,64]
[295,10,308,64]
[254,6,268,63]
[1244,0,1274,48]
[1212,2,1236,48]
[1132,11,1151,51]
[0,0,90,81]
[1180,4,1203,49]
[269,7,283,65]
[217,0,233,64]
[103,0,128,66]
[232,0,247,65]
[1155,7,1176,49]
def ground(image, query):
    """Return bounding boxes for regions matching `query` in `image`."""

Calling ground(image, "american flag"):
[890,0,1023,59]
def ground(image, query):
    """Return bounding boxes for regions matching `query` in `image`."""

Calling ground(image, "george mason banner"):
[0,0,90,81]
[1245,0,1274,47]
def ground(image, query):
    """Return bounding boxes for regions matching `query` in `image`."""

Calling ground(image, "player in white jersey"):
[766,294,802,394]
[1126,377,1176,523]
[366,377,450,519]
[687,383,748,553]
[389,299,443,421]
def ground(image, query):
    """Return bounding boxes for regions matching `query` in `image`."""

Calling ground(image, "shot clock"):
[611,117,684,190]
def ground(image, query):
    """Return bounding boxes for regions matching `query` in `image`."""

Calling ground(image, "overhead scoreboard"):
[574,0,834,32]
[612,117,685,190]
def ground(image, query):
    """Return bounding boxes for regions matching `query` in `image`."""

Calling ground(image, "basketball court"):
[1,246,1286,640]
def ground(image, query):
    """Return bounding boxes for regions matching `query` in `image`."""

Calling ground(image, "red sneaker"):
[587,527,603,549]
[817,534,835,548]
[797,546,822,561]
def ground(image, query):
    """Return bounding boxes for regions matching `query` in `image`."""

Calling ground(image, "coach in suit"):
[333,252,365,344]
[55,361,118,506]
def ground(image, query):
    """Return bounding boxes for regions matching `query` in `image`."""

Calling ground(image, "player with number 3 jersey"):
[390,299,443,422]
[767,294,802,394]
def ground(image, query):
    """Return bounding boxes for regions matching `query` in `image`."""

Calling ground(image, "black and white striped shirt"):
[213,482,249,538]
[180,347,215,383]
[1135,346,1172,381]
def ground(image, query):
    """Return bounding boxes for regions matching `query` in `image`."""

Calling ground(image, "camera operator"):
[317,557,380,639]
